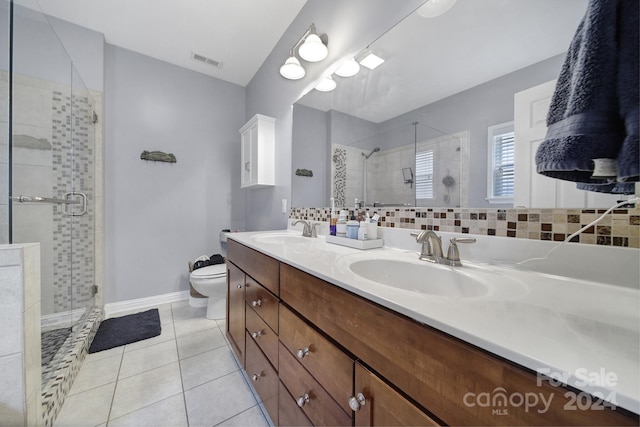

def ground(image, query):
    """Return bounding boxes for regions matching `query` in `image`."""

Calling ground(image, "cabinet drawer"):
[228,239,279,295]
[355,362,440,426]
[246,277,278,333]
[278,381,313,427]
[280,263,635,426]
[246,305,278,370]
[279,342,351,426]
[279,304,353,414]
[245,331,278,425]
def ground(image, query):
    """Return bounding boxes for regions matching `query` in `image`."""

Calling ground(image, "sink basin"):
[349,259,489,298]
[251,233,310,245]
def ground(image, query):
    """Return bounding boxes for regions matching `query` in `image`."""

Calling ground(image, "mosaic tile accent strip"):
[51,90,96,312]
[41,327,72,366]
[42,306,103,427]
[332,147,346,207]
[290,206,640,248]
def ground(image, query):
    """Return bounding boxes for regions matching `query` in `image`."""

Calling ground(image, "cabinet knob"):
[251,373,262,381]
[296,393,310,408]
[236,284,242,289]
[245,161,250,172]
[348,393,366,411]
[251,299,262,307]
[251,330,263,339]
[296,346,310,359]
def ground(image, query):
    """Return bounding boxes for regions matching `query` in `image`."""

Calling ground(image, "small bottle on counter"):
[358,221,368,240]
[337,210,348,237]
[346,220,359,239]
[330,197,337,236]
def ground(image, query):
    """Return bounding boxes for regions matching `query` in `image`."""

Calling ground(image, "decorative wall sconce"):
[279,23,328,80]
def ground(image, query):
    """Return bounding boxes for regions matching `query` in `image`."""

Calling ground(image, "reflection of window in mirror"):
[416,150,434,200]
[487,122,515,204]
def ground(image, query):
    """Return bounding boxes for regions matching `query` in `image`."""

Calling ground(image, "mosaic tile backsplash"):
[290,206,640,248]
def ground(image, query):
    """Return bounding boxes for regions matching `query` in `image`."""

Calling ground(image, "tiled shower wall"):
[12,73,97,317]
[290,206,640,248]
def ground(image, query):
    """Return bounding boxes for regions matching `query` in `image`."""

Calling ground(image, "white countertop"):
[227,229,640,414]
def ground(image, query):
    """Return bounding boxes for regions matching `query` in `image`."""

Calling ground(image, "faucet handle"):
[310,223,320,238]
[446,237,476,266]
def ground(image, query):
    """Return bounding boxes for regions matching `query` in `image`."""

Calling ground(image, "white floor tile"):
[176,326,226,360]
[172,303,207,323]
[215,405,269,427]
[118,340,179,379]
[86,345,124,363]
[110,362,183,420]
[68,353,121,396]
[54,382,115,427]
[180,346,239,391]
[184,371,257,427]
[107,394,188,427]
[173,316,218,338]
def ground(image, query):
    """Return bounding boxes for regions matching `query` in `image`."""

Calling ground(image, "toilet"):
[189,263,227,319]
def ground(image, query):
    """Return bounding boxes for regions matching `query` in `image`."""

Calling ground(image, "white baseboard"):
[104,290,190,318]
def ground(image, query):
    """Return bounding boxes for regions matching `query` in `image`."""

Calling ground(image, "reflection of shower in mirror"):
[361,147,380,159]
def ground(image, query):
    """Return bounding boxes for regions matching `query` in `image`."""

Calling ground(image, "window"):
[487,122,514,203]
[416,149,434,199]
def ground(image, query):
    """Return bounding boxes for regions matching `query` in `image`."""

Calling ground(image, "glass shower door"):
[10,2,95,381]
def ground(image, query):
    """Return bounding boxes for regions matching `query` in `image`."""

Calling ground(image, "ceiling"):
[26,0,308,87]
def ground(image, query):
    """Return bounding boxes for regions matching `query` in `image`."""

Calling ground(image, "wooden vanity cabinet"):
[228,240,637,426]
[226,261,245,366]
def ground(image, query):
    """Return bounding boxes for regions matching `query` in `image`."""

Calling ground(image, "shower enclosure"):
[1,1,101,424]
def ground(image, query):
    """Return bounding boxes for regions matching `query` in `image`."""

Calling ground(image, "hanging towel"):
[535,0,639,194]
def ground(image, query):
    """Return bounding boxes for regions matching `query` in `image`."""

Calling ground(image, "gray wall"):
[379,54,565,207]
[291,104,327,207]
[243,0,425,231]
[104,44,245,303]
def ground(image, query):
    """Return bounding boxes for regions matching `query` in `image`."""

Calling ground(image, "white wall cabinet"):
[240,114,275,188]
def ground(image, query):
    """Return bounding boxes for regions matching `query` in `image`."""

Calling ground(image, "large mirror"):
[292,0,627,209]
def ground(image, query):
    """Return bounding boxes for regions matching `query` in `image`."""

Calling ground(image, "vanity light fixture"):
[335,58,360,77]
[417,0,457,18]
[279,23,329,80]
[359,53,385,70]
[315,75,337,92]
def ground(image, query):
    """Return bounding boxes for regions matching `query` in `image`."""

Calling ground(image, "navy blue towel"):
[535,0,639,194]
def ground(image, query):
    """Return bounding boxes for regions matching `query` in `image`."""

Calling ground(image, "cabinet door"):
[226,261,245,366]
[240,124,256,188]
[353,363,439,427]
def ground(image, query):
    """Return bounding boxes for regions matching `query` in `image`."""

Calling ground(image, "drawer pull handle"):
[236,284,242,289]
[348,393,366,411]
[296,393,310,408]
[251,373,262,381]
[296,346,310,359]
[251,330,263,339]
[251,299,262,307]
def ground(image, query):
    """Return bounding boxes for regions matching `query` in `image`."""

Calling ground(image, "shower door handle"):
[64,192,87,216]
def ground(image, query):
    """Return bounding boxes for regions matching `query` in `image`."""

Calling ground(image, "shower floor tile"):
[54,300,271,427]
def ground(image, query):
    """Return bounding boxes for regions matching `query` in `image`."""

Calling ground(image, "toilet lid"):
[191,263,226,279]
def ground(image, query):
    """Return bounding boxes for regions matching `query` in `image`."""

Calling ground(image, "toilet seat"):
[190,264,226,279]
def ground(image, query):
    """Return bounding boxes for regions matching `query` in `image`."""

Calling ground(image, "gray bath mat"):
[89,309,161,353]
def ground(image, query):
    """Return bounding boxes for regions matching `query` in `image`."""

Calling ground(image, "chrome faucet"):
[411,231,476,266]
[291,219,318,237]
[414,230,444,263]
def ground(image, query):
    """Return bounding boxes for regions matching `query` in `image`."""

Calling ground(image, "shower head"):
[362,147,381,159]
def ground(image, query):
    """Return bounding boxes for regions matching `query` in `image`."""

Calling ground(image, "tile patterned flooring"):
[54,300,271,427]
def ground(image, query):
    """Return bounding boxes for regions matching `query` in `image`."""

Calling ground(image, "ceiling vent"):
[191,51,222,69]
